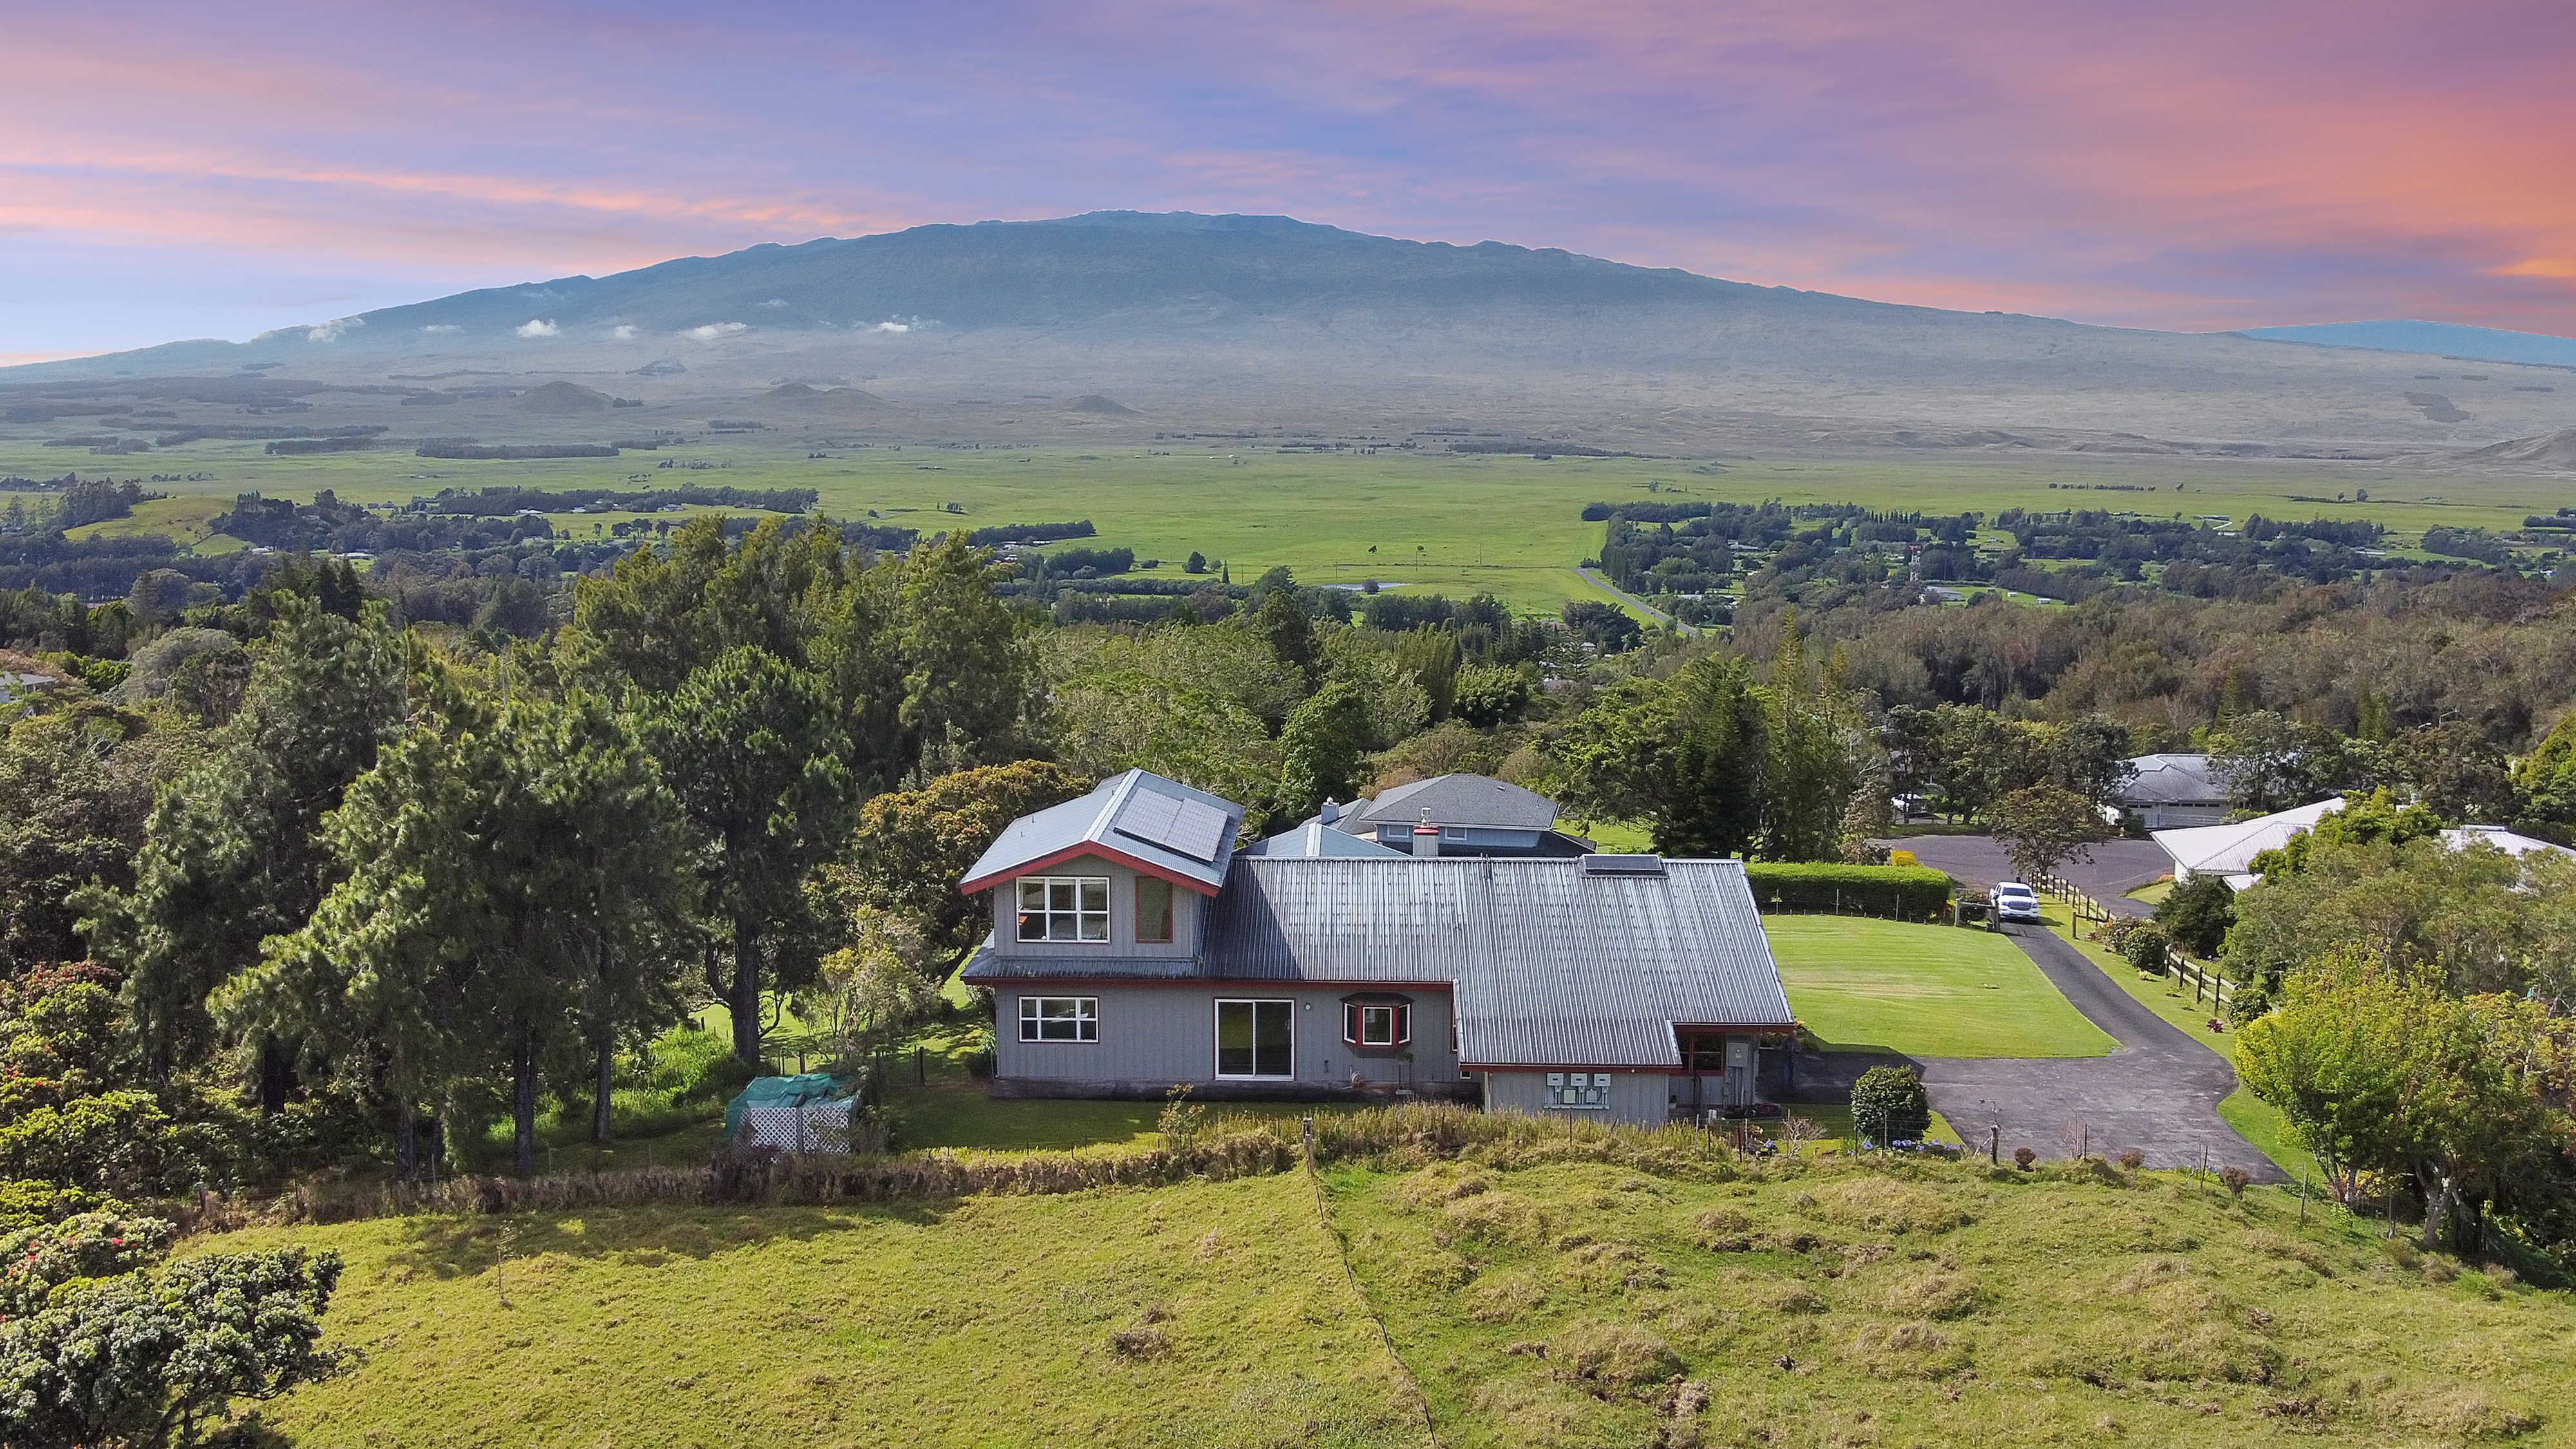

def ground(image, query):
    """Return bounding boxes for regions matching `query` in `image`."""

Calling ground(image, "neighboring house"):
[958,769,1797,1127]
[2154,797,2573,889]
[2117,753,2233,831]
[0,670,59,707]
[1323,773,1594,857]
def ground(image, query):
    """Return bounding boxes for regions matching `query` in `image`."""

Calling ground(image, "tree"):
[1850,1065,1931,1146]
[816,761,1090,1037]
[0,703,195,974]
[0,1213,343,1449]
[1757,623,1862,862]
[1987,783,2107,885]
[219,681,691,1176]
[2514,709,2576,844]
[892,529,1038,770]
[1653,654,1765,858]
[2222,831,2568,1001]
[650,647,857,1070]
[81,598,413,1095]
[2153,873,2235,958]
[2044,714,2136,806]
[1561,600,1642,652]
[2210,710,2351,814]
[1277,681,1376,819]
[1450,662,1533,728]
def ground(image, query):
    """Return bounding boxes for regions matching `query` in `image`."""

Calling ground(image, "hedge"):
[1743,863,1953,920]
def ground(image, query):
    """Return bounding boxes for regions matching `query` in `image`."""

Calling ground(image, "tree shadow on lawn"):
[375,1197,967,1281]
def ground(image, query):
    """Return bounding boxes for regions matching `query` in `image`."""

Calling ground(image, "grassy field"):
[12,440,2571,613]
[1766,916,2117,1059]
[196,1144,2576,1446]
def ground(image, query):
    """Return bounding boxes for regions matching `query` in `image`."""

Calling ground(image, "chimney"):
[1318,797,1340,825]
[1413,808,1441,858]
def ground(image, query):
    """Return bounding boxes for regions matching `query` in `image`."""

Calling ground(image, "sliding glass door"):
[1215,999,1294,1079]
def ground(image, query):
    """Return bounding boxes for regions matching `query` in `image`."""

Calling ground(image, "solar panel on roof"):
[1115,790,1231,863]
[1579,853,1667,875]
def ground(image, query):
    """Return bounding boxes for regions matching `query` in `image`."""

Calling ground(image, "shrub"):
[1850,1065,1931,1147]
[2117,1149,2146,1170]
[2220,1165,2252,1197]
[0,1212,175,1316]
[2013,1147,2036,1170]
[0,1218,343,1449]
[0,1180,115,1235]
[2155,874,2237,958]
[1746,863,1952,920]
[0,1092,195,1195]
[2121,923,2170,975]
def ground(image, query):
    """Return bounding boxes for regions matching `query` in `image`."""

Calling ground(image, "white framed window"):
[1019,996,1099,1043]
[1017,876,1109,942]
[1215,999,1294,1079]
[1546,1072,1611,1109]
[1342,1001,1411,1048]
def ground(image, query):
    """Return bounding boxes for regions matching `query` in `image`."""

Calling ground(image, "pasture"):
[8,437,2566,612]
[196,1140,2576,1447]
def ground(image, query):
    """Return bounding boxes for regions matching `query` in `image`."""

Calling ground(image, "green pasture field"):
[9,437,2568,612]
[196,1146,2576,1446]
[1766,914,2117,1059]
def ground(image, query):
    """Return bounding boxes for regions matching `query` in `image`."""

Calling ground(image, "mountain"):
[6,212,2574,457]
[2237,320,2576,370]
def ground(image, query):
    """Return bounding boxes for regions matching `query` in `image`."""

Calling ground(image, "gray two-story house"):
[958,769,1797,1127]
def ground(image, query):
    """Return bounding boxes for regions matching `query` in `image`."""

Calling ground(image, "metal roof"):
[965,855,1794,1068]
[1237,819,1409,858]
[1336,774,1559,833]
[958,769,1245,896]
[2119,753,2233,808]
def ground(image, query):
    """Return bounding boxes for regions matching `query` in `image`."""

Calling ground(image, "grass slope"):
[204,1149,2576,1447]
[1767,916,2116,1058]
[212,1176,1417,1449]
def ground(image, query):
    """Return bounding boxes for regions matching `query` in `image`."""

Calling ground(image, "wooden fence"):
[2032,871,2231,1009]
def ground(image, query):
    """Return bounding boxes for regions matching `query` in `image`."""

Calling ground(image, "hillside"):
[201,1139,2571,1447]
[8,213,2574,459]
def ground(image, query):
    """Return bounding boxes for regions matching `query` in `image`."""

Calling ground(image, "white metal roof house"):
[958,769,1797,1126]
[2117,752,2234,831]
[2154,797,2573,890]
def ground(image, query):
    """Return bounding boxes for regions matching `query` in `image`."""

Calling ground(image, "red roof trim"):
[957,842,1222,898]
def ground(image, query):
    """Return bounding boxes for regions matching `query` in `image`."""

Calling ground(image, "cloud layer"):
[3,0,2570,355]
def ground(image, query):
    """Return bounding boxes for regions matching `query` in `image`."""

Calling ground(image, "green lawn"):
[1766,915,2116,1058]
[199,1141,2576,1447]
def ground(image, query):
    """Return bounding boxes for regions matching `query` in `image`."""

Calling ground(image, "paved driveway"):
[1783,922,2281,1180]
[1879,833,2174,917]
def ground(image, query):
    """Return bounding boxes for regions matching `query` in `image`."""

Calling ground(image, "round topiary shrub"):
[1850,1065,1931,1147]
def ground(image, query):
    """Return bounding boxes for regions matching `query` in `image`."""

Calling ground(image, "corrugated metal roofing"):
[958,769,1244,895]
[965,856,1795,1068]
[1338,774,1558,832]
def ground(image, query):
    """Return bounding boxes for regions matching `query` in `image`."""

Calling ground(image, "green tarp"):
[724,1072,851,1140]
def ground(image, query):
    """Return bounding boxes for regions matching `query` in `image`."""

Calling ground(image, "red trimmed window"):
[1343,1001,1411,1048]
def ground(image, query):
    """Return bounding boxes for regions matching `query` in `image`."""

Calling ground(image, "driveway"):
[1782,922,2282,1180]
[1879,833,2174,917]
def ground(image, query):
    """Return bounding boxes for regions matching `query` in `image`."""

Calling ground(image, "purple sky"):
[6,0,2573,360]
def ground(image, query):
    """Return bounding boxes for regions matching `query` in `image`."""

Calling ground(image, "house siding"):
[985,853,1200,961]
[1484,1069,1674,1128]
[994,983,1459,1094]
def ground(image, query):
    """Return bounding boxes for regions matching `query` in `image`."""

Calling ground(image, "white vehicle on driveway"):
[1992,881,2042,923]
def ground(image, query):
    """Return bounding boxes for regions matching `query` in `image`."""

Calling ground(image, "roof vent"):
[1580,853,1667,876]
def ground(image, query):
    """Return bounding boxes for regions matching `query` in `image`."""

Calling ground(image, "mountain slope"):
[2239,320,2576,370]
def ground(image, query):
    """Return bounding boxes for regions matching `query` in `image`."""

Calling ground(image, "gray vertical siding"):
[985,853,1202,961]
[1484,1070,1674,1127]
[995,983,1459,1090]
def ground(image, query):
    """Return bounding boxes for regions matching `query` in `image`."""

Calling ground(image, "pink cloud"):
[2,0,2570,353]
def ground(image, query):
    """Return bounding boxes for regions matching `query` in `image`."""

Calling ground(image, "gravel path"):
[1782,920,2282,1180]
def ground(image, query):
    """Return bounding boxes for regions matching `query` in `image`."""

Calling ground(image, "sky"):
[5,0,2573,361]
